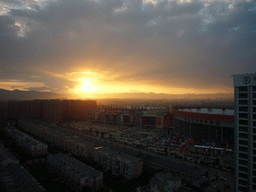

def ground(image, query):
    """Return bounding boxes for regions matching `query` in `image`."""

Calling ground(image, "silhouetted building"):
[0,102,7,128]
[233,73,256,192]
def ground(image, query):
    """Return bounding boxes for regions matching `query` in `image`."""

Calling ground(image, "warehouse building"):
[47,153,103,192]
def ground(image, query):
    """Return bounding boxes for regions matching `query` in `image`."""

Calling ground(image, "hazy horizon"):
[0,88,234,100]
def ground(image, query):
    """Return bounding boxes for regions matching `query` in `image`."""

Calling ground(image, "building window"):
[239,107,248,112]
[239,166,248,173]
[239,172,248,180]
[253,87,256,92]
[239,133,248,139]
[239,93,248,98]
[253,150,256,155]
[253,142,256,148]
[253,129,256,134]
[253,100,256,105]
[239,87,248,92]
[239,113,248,118]
[239,127,248,132]
[253,185,256,190]
[239,100,248,105]
[239,140,248,145]
[254,171,256,176]
[254,136,256,141]
[239,120,248,125]
[239,153,248,159]
[238,185,247,191]
[239,146,248,152]
[239,159,247,166]
[253,93,256,99]
[253,164,256,170]
[238,179,248,186]
[253,121,256,127]
[254,107,256,112]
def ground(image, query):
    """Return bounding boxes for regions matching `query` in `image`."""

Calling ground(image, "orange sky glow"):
[0,0,254,99]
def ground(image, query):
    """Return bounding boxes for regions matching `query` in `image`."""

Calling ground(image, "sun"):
[80,79,96,93]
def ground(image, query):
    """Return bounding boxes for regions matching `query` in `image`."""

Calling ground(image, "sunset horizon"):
[1,0,255,99]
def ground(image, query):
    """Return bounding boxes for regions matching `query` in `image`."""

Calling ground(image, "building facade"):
[93,147,143,179]
[233,73,256,192]
[0,103,7,129]
[169,108,234,148]
[150,172,182,192]
[47,153,103,192]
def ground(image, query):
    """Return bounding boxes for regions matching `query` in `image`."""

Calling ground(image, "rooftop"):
[175,108,234,116]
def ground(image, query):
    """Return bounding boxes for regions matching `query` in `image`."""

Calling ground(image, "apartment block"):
[22,100,44,119]
[18,119,95,161]
[43,100,64,123]
[150,172,182,192]
[47,153,103,192]
[2,126,48,156]
[0,144,46,192]
[0,144,19,168]
[94,148,116,171]
[233,73,256,192]
[0,103,7,128]
[94,148,143,179]
[0,163,46,192]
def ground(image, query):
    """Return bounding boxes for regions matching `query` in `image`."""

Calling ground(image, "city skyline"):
[1,0,255,98]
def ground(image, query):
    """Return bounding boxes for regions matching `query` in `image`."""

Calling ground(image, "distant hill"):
[0,89,68,101]
[0,89,234,101]
[91,92,234,100]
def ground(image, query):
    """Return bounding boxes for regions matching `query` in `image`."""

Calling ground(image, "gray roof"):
[0,163,42,192]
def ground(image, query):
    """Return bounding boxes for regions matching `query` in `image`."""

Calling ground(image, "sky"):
[0,0,255,98]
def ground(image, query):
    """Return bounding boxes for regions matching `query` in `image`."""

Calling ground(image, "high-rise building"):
[0,102,7,128]
[233,73,256,192]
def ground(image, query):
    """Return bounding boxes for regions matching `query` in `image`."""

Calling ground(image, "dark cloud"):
[0,0,255,94]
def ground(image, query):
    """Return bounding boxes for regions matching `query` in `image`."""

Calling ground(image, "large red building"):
[169,108,234,148]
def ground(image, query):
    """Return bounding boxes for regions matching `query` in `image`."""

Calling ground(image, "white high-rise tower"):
[233,73,256,192]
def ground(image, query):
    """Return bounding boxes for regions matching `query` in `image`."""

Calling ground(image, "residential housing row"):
[18,118,143,180]
[94,147,143,179]
[1,126,48,157]
[0,144,46,192]
[47,153,103,192]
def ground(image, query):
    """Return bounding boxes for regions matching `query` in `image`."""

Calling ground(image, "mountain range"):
[0,89,234,101]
